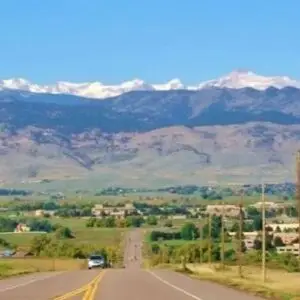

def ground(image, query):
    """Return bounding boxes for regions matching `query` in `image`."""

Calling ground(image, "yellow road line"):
[82,270,106,300]
[85,270,106,300]
[53,271,104,300]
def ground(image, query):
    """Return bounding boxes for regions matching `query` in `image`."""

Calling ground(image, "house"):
[91,203,136,218]
[273,232,298,245]
[14,223,30,233]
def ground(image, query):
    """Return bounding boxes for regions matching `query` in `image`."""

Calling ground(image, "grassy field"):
[183,263,300,300]
[0,258,85,279]
[0,218,127,278]
[0,192,283,207]
[0,217,127,251]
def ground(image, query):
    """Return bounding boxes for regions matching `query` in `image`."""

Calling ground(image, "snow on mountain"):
[197,69,300,90]
[1,70,300,99]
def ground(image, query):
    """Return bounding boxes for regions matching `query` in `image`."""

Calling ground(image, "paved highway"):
[0,229,265,299]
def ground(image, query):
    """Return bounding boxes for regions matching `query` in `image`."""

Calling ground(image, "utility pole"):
[296,151,300,259]
[221,201,225,270]
[237,188,244,278]
[208,214,212,267]
[261,180,266,282]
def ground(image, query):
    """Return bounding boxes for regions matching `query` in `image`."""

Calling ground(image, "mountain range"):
[1,70,300,189]
[1,70,300,99]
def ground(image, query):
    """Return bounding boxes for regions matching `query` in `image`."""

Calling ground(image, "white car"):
[88,255,106,269]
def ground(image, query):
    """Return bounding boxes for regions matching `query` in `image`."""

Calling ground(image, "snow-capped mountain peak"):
[153,78,185,90]
[198,70,300,90]
[0,70,299,99]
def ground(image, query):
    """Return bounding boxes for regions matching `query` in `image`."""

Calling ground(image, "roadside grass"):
[183,263,300,300]
[0,258,85,279]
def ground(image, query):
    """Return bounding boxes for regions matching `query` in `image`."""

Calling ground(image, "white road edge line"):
[148,270,204,300]
[0,272,64,292]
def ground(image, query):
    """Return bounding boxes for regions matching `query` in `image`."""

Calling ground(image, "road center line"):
[148,270,204,300]
[0,272,64,292]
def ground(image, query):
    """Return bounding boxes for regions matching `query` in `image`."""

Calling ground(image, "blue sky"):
[1,0,300,84]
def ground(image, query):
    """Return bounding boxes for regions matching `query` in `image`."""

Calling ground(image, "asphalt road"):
[0,229,266,300]
[95,229,265,300]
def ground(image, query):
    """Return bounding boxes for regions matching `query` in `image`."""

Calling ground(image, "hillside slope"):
[0,122,298,187]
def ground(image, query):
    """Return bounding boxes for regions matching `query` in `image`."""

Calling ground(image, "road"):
[0,229,265,300]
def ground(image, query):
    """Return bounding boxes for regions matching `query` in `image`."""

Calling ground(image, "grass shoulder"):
[176,263,300,300]
[0,258,85,279]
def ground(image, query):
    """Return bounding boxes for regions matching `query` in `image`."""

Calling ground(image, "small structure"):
[92,203,136,218]
[14,223,30,233]
[35,209,56,217]
[205,204,243,217]
[276,243,300,256]
[267,223,299,232]
[251,201,283,211]
[273,232,298,245]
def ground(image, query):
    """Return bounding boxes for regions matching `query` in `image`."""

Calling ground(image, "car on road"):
[87,254,107,269]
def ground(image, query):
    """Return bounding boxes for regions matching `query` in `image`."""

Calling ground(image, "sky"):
[1,0,300,84]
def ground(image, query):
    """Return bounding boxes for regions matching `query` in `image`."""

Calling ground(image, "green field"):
[0,218,127,251]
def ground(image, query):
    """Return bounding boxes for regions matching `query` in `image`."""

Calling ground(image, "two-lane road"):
[0,230,266,299]
[95,229,264,300]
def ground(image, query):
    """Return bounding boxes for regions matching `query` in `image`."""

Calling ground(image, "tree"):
[86,217,96,227]
[164,220,173,228]
[253,216,263,231]
[125,216,144,227]
[253,233,275,251]
[246,206,260,217]
[103,216,116,228]
[273,236,285,247]
[30,235,52,255]
[42,201,59,211]
[180,222,199,240]
[243,221,254,232]
[55,227,74,239]
[275,226,281,233]
[147,216,158,226]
